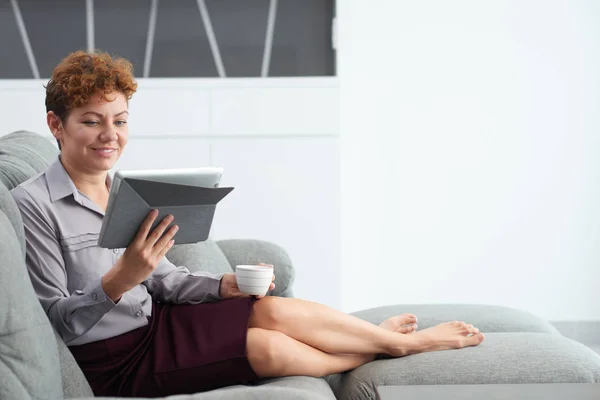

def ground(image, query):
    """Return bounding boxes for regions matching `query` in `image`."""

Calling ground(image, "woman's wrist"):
[101,263,129,303]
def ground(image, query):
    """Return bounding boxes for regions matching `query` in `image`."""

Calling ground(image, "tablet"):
[110,167,224,193]
[98,167,232,249]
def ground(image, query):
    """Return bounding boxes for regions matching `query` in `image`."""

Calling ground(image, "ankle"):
[386,334,421,357]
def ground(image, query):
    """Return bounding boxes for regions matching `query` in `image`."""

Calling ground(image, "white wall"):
[0,78,341,309]
[338,0,600,320]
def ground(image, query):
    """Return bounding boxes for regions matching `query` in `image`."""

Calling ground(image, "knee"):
[247,328,289,377]
[251,296,289,328]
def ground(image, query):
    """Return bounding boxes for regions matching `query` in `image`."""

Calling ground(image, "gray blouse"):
[11,157,224,346]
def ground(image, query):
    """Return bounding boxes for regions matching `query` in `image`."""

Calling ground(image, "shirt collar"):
[46,156,112,204]
[46,157,79,203]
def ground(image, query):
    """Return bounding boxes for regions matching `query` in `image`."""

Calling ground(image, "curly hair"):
[45,51,138,149]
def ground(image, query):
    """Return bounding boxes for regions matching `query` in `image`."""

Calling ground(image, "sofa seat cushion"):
[194,377,336,400]
[87,377,336,400]
[351,304,560,334]
[326,332,600,400]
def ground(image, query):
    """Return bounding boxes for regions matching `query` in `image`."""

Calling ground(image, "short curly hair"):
[45,50,138,149]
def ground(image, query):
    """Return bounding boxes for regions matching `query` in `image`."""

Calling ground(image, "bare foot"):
[379,313,418,334]
[394,321,484,356]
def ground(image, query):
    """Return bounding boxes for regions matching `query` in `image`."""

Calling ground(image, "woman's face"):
[50,91,129,174]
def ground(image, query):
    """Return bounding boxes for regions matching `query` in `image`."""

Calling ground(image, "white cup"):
[235,265,273,296]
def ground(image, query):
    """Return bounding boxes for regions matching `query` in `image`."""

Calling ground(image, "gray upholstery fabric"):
[53,329,94,398]
[0,131,58,190]
[166,238,234,275]
[351,304,560,334]
[86,377,336,400]
[0,211,63,400]
[0,155,39,190]
[0,130,59,171]
[217,239,295,298]
[326,333,600,400]
[185,377,336,400]
[0,181,25,255]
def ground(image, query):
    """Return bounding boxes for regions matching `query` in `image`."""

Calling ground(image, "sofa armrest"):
[216,239,295,298]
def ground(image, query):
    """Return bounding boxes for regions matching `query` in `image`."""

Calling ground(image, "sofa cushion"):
[217,239,295,298]
[0,131,58,190]
[0,155,39,190]
[0,130,59,171]
[193,377,336,400]
[0,211,63,399]
[53,329,94,398]
[166,239,234,275]
[0,181,25,255]
[326,333,600,400]
[351,304,560,334]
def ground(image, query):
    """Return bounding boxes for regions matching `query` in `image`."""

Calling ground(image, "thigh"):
[248,296,301,329]
[246,327,335,378]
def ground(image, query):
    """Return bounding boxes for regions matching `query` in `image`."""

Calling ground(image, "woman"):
[12,51,484,398]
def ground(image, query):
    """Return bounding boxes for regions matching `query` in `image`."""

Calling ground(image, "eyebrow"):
[80,110,129,118]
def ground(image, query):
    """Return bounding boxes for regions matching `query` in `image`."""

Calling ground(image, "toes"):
[397,323,417,334]
[468,324,479,335]
[466,332,485,346]
[399,313,417,324]
[464,324,478,334]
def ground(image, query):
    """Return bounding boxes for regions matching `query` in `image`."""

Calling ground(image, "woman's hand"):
[219,263,276,300]
[102,209,178,302]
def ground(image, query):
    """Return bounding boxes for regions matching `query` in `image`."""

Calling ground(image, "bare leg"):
[246,328,374,378]
[249,297,484,357]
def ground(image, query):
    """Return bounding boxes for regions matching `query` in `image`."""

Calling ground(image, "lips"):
[92,147,117,156]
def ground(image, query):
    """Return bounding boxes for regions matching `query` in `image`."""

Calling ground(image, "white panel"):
[111,138,211,172]
[211,87,339,135]
[127,86,211,136]
[0,87,48,136]
[339,0,600,320]
[210,138,341,309]
[0,78,339,138]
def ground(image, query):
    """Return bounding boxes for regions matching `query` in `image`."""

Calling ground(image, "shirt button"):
[113,249,119,254]
[91,293,98,301]
[135,311,142,317]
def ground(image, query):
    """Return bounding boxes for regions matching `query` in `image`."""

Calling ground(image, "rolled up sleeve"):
[12,187,117,344]
[143,257,225,304]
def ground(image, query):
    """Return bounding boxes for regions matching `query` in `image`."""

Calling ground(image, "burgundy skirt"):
[69,297,259,398]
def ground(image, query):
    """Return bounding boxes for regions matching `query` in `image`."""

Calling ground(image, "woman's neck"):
[59,155,109,197]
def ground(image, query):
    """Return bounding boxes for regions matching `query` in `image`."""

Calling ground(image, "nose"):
[100,125,119,142]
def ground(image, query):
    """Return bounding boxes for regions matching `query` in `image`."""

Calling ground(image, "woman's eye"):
[114,120,128,127]
[83,121,99,126]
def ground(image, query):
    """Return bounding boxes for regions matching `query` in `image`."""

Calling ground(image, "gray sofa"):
[1,130,599,400]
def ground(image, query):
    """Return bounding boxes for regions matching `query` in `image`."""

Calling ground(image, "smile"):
[93,148,117,156]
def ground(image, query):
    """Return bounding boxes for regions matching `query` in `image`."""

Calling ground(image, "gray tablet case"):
[98,178,234,249]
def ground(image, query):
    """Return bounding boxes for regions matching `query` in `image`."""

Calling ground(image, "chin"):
[91,156,119,171]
